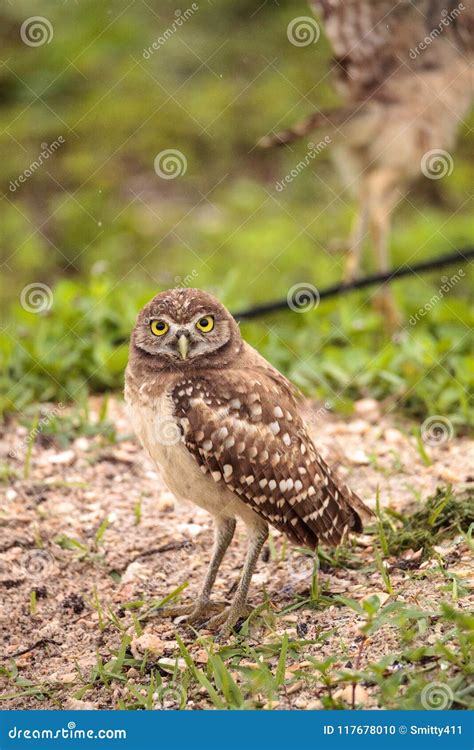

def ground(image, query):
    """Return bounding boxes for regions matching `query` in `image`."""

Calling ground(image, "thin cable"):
[232,248,473,320]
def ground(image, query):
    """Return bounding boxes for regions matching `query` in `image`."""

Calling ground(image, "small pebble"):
[346,450,370,466]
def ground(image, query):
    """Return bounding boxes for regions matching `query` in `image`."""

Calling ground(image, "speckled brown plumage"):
[125,288,372,637]
[311,0,473,101]
[172,372,364,549]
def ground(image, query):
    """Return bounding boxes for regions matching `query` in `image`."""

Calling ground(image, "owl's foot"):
[150,600,227,624]
[373,289,401,328]
[140,602,194,622]
[327,238,350,256]
[205,602,253,642]
[182,600,228,624]
[343,252,360,284]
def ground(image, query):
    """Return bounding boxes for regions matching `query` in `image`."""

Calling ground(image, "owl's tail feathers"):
[323,490,374,548]
[257,107,353,148]
[345,490,374,535]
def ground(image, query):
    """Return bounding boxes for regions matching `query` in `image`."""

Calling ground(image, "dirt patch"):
[1,397,472,710]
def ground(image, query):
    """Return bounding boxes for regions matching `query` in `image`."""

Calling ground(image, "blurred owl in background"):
[261,0,474,321]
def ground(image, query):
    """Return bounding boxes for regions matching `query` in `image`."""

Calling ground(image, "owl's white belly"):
[126,388,255,523]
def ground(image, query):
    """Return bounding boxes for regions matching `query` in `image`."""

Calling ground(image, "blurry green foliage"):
[1,271,472,426]
[0,0,472,421]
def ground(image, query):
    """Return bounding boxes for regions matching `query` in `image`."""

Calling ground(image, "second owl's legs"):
[366,169,402,326]
[206,519,268,640]
[343,195,369,283]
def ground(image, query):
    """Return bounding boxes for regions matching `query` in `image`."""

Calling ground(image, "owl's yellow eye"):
[196,316,214,333]
[150,319,169,336]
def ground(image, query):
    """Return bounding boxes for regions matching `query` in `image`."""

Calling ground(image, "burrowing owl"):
[125,288,372,638]
[261,1,473,317]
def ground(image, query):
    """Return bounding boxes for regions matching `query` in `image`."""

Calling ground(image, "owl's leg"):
[366,170,402,326]
[205,520,268,640]
[343,201,369,283]
[155,516,236,623]
[186,516,237,620]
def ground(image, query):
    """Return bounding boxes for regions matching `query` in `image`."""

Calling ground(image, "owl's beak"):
[177,334,189,360]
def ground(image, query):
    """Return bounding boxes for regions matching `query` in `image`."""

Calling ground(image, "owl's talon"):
[143,602,195,621]
[205,603,253,641]
[343,252,360,283]
[183,601,228,625]
[147,600,228,625]
[373,289,401,328]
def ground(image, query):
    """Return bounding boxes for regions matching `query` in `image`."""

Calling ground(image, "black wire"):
[232,248,473,321]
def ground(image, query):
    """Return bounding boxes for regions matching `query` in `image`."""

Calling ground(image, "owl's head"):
[130,288,242,370]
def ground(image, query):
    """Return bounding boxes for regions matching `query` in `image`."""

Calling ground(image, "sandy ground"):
[0,396,472,710]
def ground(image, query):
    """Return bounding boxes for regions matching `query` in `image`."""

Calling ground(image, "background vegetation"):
[1,0,473,421]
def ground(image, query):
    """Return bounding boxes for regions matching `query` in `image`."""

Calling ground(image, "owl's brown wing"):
[172,369,371,549]
[311,0,472,101]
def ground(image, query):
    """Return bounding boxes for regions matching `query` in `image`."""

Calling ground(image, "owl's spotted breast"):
[125,379,263,523]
